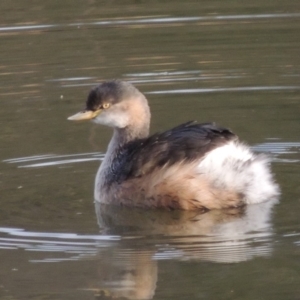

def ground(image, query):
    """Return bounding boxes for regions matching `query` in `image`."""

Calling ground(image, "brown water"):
[1,1,300,299]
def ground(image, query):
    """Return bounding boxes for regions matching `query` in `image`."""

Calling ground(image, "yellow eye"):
[102,103,110,109]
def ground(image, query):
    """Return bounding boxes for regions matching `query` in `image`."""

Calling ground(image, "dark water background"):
[0,1,300,299]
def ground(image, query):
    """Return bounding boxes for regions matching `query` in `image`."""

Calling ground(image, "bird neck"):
[115,124,150,146]
[95,124,149,199]
[98,123,150,183]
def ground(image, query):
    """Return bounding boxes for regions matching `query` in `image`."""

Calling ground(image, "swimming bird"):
[68,80,279,210]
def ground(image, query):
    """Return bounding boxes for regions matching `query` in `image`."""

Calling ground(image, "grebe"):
[68,80,279,210]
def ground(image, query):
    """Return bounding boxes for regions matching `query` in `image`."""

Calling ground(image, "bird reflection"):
[92,198,277,299]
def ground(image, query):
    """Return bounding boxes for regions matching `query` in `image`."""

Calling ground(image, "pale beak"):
[67,109,101,121]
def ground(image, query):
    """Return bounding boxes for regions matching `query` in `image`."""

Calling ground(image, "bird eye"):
[102,103,110,109]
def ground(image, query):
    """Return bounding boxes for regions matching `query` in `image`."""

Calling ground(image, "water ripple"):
[147,86,300,95]
[253,142,300,163]
[1,13,300,32]
[0,227,120,262]
[253,142,300,154]
[47,77,94,82]
[81,13,300,28]
[61,76,243,88]
[3,152,104,168]
[2,142,300,168]
[0,24,56,32]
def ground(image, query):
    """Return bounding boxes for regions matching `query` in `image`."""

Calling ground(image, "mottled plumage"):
[68,80,279,210]
[109,121,237,185]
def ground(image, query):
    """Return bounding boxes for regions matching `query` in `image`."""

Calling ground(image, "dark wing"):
[112,121,237,183]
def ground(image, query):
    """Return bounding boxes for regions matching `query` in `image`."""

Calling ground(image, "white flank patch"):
[197,141,279,204]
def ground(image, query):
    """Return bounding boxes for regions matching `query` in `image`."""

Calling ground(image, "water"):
[1,1,300,299]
